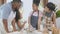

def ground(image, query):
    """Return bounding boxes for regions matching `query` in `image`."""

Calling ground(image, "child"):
[43,2,56,31]
[28,0,43,31]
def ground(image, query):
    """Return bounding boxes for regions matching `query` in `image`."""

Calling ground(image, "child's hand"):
[29,25,35,32]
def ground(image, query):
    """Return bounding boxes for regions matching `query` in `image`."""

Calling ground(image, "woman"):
[2,0,26,33]
[11,0,26,32]
[28,0,43,31]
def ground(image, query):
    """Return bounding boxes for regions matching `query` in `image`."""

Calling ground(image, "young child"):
[28,0,43,31]
[43,2,56,31]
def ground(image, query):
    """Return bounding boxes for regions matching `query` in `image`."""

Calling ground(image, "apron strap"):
[31,10,39,17]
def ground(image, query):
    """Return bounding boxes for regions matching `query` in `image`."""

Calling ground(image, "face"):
[12,2,21,10]
[32,4,38,11]
[44,6,50,12]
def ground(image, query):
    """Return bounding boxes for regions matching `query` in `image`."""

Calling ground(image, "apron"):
[42,11,54,31]
[30,11,39,30]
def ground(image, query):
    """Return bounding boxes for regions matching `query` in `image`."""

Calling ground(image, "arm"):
[19,12,26,29]
[28,12,33,30]
[17,20,25,29]
[17,12,26,30]
[52,13,56,27]
[28,16,31,29]
[20,13,22,19]
[38,11,43,31]
[38,16,41,31]
[3,19,9,32]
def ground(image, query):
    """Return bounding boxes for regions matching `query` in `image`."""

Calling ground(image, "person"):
[28,0,43,31]
[43,2,56,31]
[2,0,26,33]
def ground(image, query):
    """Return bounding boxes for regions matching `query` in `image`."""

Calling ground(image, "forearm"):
[38,19,41,30]
[28,17,31,26]
[3,19,9,32]
[38,16,42,31]
[17,20,26,30]
[38,22,40,29]
[3,19,8,25]
[21,21,26,28]
[53,21,56,27]
[53,13,56,27]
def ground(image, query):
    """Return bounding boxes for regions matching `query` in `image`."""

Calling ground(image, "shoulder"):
[2,2,12,12]
[1,2,11,10]
[39,10,43,16]
[52,12,56,17]
[28,11,33,17]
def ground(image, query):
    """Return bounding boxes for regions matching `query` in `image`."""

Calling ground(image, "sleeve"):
[2,6,10,19]
[39,11,43,17]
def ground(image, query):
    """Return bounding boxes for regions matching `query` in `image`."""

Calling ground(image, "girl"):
[43,2,56,31]
[28,0,43,31]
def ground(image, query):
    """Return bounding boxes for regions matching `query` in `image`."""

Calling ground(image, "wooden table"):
[7,26,60,34]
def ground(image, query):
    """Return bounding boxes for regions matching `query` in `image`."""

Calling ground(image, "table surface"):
[7,30,49,34]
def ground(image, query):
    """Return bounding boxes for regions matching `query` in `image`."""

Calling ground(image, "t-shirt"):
[29,11,43,17]
[2,2,13,19]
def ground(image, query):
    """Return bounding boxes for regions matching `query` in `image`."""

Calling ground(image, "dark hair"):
[12,0,23,8]
[33,0,40,6]
[13,0,22,2]
[46,2,56,11]
[12,0,22,22]
[14,9,21,22]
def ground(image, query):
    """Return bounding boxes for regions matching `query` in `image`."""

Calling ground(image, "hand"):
[20,21,27,30]
[29,25,35,31]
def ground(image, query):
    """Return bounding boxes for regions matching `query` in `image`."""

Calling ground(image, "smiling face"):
[32,4,38,11]
[12,2,21,10]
